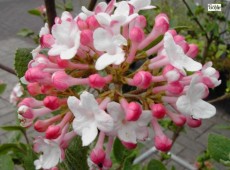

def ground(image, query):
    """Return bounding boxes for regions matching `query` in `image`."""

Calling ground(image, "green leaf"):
[113,138,133,163]
[208,134,230,162]
[0,125,25,133]
[0,143,23,154]
[0,155,14,170]
[14,48,33,79]
[173,26,190,32]
[22,147,36,170]
[17,28,34,37]
[0,83,6,95]
[122,153,139,170]
[28,9,41,16]
[214,125,230,130]
[60,137,89,170]
[65,0,73,11]
[147,159,167,170]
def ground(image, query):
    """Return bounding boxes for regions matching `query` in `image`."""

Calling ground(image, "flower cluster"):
[17,0,221,169]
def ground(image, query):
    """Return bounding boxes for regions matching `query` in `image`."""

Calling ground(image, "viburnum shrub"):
[16,0,221,169]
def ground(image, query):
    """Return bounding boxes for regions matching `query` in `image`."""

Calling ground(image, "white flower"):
[201,62,221,88]
[176,76,216,119]
[33,137,64,169]
[163,32,202,74]
[93,28,127,70]
[129,0,156,12]
[107,102,151,144]
[95,1,137,30]
[39,23,49,37]
[10,83,24,105]
[48,20,80,60]
[67,91,114,146]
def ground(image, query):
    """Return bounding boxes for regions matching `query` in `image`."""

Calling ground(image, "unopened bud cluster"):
[17,0,221,169]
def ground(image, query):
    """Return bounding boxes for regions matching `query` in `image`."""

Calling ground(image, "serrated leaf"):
[14,48,33,79]
[60,137,89,170]
[147,159,167,170]
[0,83,6,95]
[28,9,41,16]
[0,155,14,170]
[17,28,34,37]
[113,138,133,163]
[208,134,230,162]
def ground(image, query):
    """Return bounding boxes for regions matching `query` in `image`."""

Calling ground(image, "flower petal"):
[82,123,98,146]
[176,95,192,116]
[60,46,78,60]
[95,51,125,70]
[67,96,80,117]
[135,126,148,140]
[96,13,111,26]
[93,28,113,52]
[107,102,124,122]
[192,99,216,119]
[114,1,129,17]
[95,110,114,132]
[118,124,137,143]
[80,91,100,112]
[137,110,152,126]
[182,56,202,72]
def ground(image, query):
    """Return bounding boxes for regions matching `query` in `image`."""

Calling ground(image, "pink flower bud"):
[154,134,172,152]
[51,71,73,91]
[90,148,106,165]
[17,105,33,119]
[129,27,145,43]
[167,81,183,94]
[167,110,186,126]
[18,97,43,108]
[45,125,62,139]
[27,82,42,96]
[150,104,166,119]
[76,18,88,30]
[133,71,152,89]
[187,117,202,128]
[34,114,63,133]
[126,102,142,121]
[174,35,189,53]
[167,29,177,36]
[55,17,61,24]
[154,13,169,34]
[163,65,182,82]
[25,66,51,84]
[40,34,55,48]
[43,96,60,110]
[135,15,147,28]
[34,120,50,132]
[121,141,137,149]
[186,44,199,58]
[80,29,93,46]
[86,16,100,30]
[103,158,112,169]
[51,167,59,170]
[89,74,112,88]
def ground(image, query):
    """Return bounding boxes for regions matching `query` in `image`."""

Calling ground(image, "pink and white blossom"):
[67,91,114,146]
